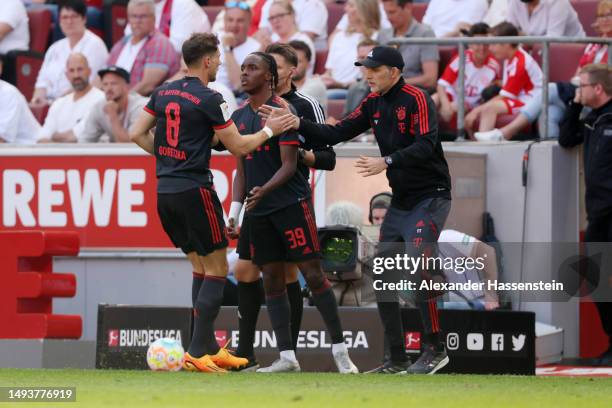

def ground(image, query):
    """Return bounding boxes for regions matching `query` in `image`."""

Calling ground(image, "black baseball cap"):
[98,66,130,83]
[355,46,404,70]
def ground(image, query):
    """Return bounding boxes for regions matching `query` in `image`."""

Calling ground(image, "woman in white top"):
[255,0,316,75]
[322,0,379,98]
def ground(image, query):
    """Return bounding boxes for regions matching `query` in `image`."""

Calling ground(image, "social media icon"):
[446,333,459,350]
[467,333,484,351]
[491,334,504,351]
[512,334,526,351]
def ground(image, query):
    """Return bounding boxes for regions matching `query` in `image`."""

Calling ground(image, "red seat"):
[207,0,226,5]
[571,0,599,37]
[1,53,44,101]
[314,49,328,75]
[531,43,585,82]
[203,6,223,25]
[86,0,103,8]
[104,1,128,48]
[30,104,50,125]
[27,9,52,54]
[438,46,457,78]
[327,3,345,36]
[413,3,427,22]
[327,99,345,120]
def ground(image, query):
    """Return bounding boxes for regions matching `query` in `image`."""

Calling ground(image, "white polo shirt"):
[35,30,109,101]
[422,0,489,38]
[0,0,29,54]
[0,80,42,144]
[506,0,585,37]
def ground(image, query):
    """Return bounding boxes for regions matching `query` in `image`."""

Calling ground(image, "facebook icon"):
[491,334,504,351]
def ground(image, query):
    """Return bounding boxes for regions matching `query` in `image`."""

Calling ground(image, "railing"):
[391,36,612,140]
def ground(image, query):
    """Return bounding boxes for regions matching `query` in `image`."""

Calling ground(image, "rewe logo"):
[512,334,526,351]
[108,329,119,347]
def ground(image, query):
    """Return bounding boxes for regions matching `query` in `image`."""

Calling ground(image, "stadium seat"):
[104,0,128,49]
[203,6,223,25]
[327,99,345,120]
[86,0,103,8]
[30,104,50,125]
[327,3,345,36]
[413,3,427,22]
[531,43,586,82]
[314,49,328,75]
[27,8,52,54]
[1,53,44,101]
[207,0,225,5]
[571,0,599,37]
[438,46,457,78]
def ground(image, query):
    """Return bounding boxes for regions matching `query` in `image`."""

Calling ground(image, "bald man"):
[38,53,105,143]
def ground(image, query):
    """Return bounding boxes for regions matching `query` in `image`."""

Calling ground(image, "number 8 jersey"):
[144,76,233,193]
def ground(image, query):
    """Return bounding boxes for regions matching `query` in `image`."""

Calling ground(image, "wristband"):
[262,126,273,138]
[229,201,243,221]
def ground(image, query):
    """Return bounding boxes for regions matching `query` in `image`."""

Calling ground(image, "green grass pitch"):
[0,369,610,408]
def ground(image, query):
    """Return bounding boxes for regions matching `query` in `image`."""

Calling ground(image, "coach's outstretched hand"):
[265,112,299,135]
[259,105,299,131]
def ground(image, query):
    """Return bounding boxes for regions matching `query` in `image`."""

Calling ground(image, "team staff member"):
[227,43,335,369]
[129,33,294,373]
[263,46,452,375]
[230,52,357,373]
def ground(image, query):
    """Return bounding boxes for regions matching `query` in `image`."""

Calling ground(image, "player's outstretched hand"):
[265,113,299,135]
[245,186,265,211]
[355,155,388,177]
[226,218,240,239]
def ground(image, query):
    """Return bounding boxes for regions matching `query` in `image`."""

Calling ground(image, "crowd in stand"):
[0,0,608,144]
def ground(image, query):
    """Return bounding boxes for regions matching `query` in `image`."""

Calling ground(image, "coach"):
[559,63,612,366]
[265,46,452,374]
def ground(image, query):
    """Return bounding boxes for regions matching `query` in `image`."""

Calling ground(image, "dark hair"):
[58,0,87,18]
[368,192,392,223]
[465,22,490,37]
[288,40,312,63]
[250,52,279,90]
[491,22,519,47]
[381,0,413,8]
[182,33,219,66]
[266,43,298,67]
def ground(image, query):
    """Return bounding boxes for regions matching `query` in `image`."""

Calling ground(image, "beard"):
[71,79,88,92]
[292,70,306,82]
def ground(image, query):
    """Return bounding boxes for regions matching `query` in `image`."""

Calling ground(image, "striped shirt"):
[108,30,180,88]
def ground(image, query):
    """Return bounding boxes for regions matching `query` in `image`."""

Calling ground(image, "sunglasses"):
[225,1,250,11]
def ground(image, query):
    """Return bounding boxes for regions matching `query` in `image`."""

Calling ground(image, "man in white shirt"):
[422,0,489,37]
[258,0,328,43]
[217,3,261,92]
[0,0,29,54]
[77,66,147,143]
[0,60,41,144]
[124,0,211,53]
[506,0,585,37]
[30,1,109,107]
[37,53,105,143]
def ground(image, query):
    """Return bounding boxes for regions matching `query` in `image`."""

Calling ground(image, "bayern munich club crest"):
[396,106,406,121]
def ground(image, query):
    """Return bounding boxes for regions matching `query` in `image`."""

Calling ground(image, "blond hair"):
[347,0,380,38]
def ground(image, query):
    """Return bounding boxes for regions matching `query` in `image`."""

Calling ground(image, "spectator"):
[0,0,29,54]
[30,0,109,107]
[506,0,585,38]
[422,0,488,38]
[211,0,264,36]
[378,0,439,90]
[37,53,105,143]
[466,22,542,141]
[434,23,500,124]
[77,66,147,143]
[323,0,380,99]
[344,38,379,116]
[108,0,180,96]
[124,0,211,53]
[258,0,328,45]
[368,192,392,226]
[334,1,392,34]
[216,2,261,92]
[0,61,41,144]
[476,0,611,141]
[290,39,327,111]
[438,229,500,311]
[255,0,316,75]
[559,63,612,366]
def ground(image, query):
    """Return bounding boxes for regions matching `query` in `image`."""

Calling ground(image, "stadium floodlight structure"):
[391,35,612,140]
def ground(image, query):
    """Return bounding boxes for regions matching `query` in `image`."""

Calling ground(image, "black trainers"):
[230,356,260,372]
[365,359,411,374]
[403,346,449,375]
